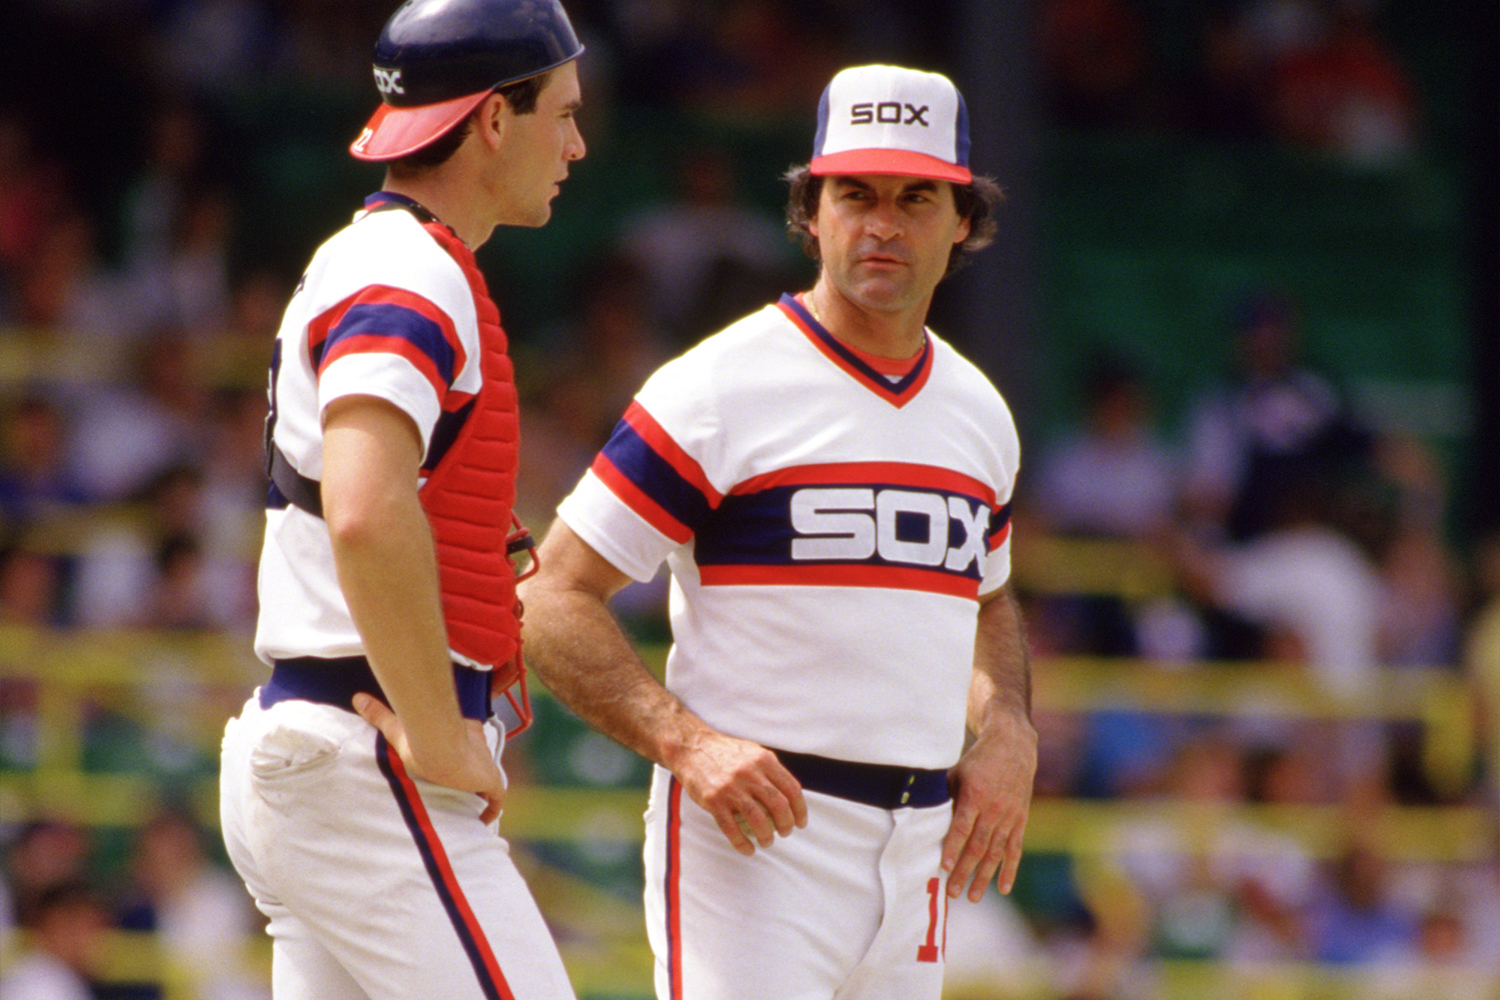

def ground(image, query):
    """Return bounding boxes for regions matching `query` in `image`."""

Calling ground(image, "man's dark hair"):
[388,70,553,175]
[783,166,1003,278]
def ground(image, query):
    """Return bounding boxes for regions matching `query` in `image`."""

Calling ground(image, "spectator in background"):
[118,98,212,282]
[117,808,268,1000]
[1265,0,1419,164]
[152,185,237,338]
[13,210,141,368]
[194,386,270,625]
[618,145,796,343]
[1175,471,1381,700]
[1036,0,1160,132]
[1173,468,1388,798]
[1026,353,1195,662]
[1307,839,1419,965]
[1180,288,1376,544]
[69,460,255,631]
[1366,906,1495,1000]
[0,543,62,627]
[1,821,94,947]
[0,879,109,1000]
[147,533,216,630]
[1223,743,1329,961]
[1032,353,1179,542]
[202,268,295,390]
[1368,433,1463,668]
[518,253,670,527]
[0,112,71,326]
[116,97,235,338]
[66,332,209,505]
[0,395,87,532]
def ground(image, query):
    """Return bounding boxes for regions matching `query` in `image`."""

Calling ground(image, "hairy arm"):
[321,394,506,823]
[520,520,806,854]
[941,584,1037,901]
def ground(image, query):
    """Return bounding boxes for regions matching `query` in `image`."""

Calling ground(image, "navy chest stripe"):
[695,483,990,582]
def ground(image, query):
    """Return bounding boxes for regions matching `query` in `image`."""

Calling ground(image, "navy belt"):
[262,655,491,721]
[768,747,951,809]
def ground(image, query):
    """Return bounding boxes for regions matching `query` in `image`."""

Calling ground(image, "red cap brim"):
[349,90,493,162]
[809,148,971,185]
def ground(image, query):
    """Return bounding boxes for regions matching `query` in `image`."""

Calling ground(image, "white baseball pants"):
[642,765,952,1000]
[219,695,575,1000]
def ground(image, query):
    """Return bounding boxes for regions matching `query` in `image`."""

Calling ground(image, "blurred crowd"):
[995,288,1500,997]
[1038,0,1424,164]
[1,0,1493,998]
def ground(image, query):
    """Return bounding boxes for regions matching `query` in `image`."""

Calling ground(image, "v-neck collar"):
[777,293,933,408]
[363,191,445,228]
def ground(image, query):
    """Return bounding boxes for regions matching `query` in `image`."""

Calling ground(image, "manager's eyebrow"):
[829,176,941,194]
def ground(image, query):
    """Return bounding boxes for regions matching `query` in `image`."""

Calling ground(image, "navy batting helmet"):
[351,0,584,162]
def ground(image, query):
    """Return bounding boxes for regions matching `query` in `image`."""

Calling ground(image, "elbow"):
[322,489,399,553]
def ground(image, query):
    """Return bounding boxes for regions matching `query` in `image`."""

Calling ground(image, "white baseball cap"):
[810,65,972,185]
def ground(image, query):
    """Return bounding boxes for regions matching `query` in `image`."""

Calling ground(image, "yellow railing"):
[1,625,1493,999]
[1013,533,1177,600]
[0,626,1484,842]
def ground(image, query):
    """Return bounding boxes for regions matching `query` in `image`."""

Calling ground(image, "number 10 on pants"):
[918,877,948,963]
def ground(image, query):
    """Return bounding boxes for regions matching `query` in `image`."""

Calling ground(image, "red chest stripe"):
[733,461,996,505]
[699,562,982,599]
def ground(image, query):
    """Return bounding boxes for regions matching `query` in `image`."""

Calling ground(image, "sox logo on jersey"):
[789,487,988,572]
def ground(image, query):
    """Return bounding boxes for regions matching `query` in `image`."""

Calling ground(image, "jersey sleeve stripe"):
[732,462,996,504]
[699,563,981,599]
[591,453,695,544]
[592,408,719,535]
[309,286,464,386]
[320,333,451,398]
[620,402,723,505]
[988,501,1013,552]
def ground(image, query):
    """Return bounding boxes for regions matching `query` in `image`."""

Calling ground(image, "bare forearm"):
[969,586,1033,741]
[523,583,709,770]
[521,521,807,853]
[942,584,1037,900]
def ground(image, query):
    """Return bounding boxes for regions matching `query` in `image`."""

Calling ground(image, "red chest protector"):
[419,221,533,731]
[266,211,534,732]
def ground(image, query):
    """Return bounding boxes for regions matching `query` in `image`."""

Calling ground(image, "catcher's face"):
[810,174,969,318]
[487,60,586,228]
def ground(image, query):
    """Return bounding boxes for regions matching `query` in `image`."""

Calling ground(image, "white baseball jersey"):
[255,195,485,664]
[557,294,1020,769]
[223,194,575,1000]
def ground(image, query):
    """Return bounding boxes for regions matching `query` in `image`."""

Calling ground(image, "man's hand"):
[671,732,808,856]
[354,693,507,825]
[941,720,1037,902]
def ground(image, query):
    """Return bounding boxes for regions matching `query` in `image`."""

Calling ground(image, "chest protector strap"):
[267,211,533,733]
